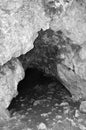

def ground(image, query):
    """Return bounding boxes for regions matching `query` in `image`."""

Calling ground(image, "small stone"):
[64,109,69,114]
[41,113,48,117]
[60,102,69,106]
[80,101,86,113]
[33,100,40,106]
[56,115,62,119]
[78,118,83,123]
[37,123,47,130]
[54,103,59,107]
[75,110,80,118]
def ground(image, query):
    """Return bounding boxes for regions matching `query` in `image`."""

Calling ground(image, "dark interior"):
[8,67,72,113]
[7,67,81,130]
[7,28,81,129]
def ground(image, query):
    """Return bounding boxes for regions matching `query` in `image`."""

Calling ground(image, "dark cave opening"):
[7,28,81,118]
[8,67,72,114]
[7,28,80,118]
[17,67,58,98]
[6,67,81,130]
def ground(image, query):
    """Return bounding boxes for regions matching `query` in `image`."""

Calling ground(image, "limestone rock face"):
[0,0,50,66]
[57,45,86,100]
[0,58,24,110]
[46,0,86,100]
[50,0,86,45]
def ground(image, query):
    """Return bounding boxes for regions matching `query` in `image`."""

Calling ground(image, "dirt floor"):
[0,73,86,130]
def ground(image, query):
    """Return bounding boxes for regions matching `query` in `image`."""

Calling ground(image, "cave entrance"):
[8,67,71,116]
[6,30,82,130]
[7,29,78,129]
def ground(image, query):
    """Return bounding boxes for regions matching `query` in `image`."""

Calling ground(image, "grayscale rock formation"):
[0,0,86,122]
[0,58,24,121]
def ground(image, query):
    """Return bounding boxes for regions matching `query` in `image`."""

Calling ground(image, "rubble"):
[37,122,47,130]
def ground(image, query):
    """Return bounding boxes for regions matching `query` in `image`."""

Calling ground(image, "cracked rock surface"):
[0,0,50,66]
[0,0,86,129]
[19,29,86,101]
[0,58,24,121]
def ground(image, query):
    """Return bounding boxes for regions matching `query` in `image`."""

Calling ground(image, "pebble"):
[41,113,48,117]
[78,118,83,123]
[33,100,40,106]
[60,102,69,106]
[64,109,69,114]
[80,101,86,113]
[54,103,59,107]
[75,110,80,118]
[56,115,62,119]
[37,123,47,130]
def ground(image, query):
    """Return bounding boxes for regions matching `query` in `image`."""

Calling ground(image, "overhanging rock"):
[0,0,50,66]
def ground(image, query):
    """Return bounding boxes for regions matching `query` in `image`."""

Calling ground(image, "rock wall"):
[0,0,86,121]
[0,0,50,66]
[43,0,86,101]
[0,58,24,121]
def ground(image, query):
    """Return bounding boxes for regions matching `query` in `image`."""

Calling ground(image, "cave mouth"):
[8,67,72,116]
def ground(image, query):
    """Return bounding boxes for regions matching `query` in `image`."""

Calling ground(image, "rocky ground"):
[0,68,86,130]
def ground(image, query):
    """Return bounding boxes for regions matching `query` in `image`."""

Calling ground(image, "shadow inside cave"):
[6,67,81,130]
[8,67,72,113]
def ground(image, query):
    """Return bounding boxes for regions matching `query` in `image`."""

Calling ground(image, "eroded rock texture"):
[19,29,81,100]
[48,0,86,45]
[0,0,50,66]
[19,29,59,77]
[0,58,24,121]
[1,0,86,122]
